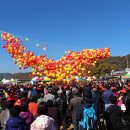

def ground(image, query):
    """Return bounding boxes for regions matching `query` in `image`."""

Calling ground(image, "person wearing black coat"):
[55,90,67,130]
[92,88,100,116]
[47,100,60,130]
[106,96,120,130]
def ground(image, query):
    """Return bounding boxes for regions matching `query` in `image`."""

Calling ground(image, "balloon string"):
[0,29,110,50]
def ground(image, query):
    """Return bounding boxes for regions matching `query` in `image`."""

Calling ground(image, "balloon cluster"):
[1,32,110,82]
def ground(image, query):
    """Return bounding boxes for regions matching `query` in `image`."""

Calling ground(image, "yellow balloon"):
[88,71,91,74]
[40,73,42,77]
[40,82,43,85]
[78,73,81,76]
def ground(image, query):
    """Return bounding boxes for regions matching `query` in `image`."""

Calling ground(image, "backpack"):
[79,105,97,130]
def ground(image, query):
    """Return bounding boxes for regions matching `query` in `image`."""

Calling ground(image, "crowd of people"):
[0,79,130,130]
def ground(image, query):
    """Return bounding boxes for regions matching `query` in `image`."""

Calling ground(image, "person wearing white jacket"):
[31,115,56,130]
[31,102,56,130]
[0,101,12,130]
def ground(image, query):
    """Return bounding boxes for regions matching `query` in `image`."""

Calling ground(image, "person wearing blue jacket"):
[102,84,113,111]
[5,105,27,130]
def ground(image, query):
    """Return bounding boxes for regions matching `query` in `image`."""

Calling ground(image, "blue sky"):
[0,0,130,73]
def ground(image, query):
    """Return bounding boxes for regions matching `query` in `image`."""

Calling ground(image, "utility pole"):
[126,56,129,68]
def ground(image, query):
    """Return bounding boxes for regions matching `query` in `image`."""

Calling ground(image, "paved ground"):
[60,124,74,130]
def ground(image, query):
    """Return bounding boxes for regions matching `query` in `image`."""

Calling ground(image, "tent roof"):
[10,78,15,82]
[122,72,130,79]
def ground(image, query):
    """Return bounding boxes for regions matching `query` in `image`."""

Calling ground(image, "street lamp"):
[111,70,114,77]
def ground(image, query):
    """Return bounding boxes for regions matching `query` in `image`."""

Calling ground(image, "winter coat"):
[37,97,44,104]
[76,101,93,130]
[55,95,67,117]
[5,116,27,130]
[44,93,55,103]
[31,115,56,130]
[107,105,130,130]
[92,91,100,114]
[69,95,83,120]
[106,104,122,130]
[76,102,92,118]
[31,89,38,97]
[48,107,60,129]
[102,89,113,104]
[19,111,33,126]
[0,108,10,129]
[28,102,38,116]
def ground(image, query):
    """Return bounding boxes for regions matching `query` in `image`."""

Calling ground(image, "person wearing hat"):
[44,88,55,104]
[37,93,44,104]
[69,87,83,130]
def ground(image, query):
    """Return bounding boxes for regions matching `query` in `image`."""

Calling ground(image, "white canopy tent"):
[1,79,11,84]
[30,76,38,85]
[10,78,15,82]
